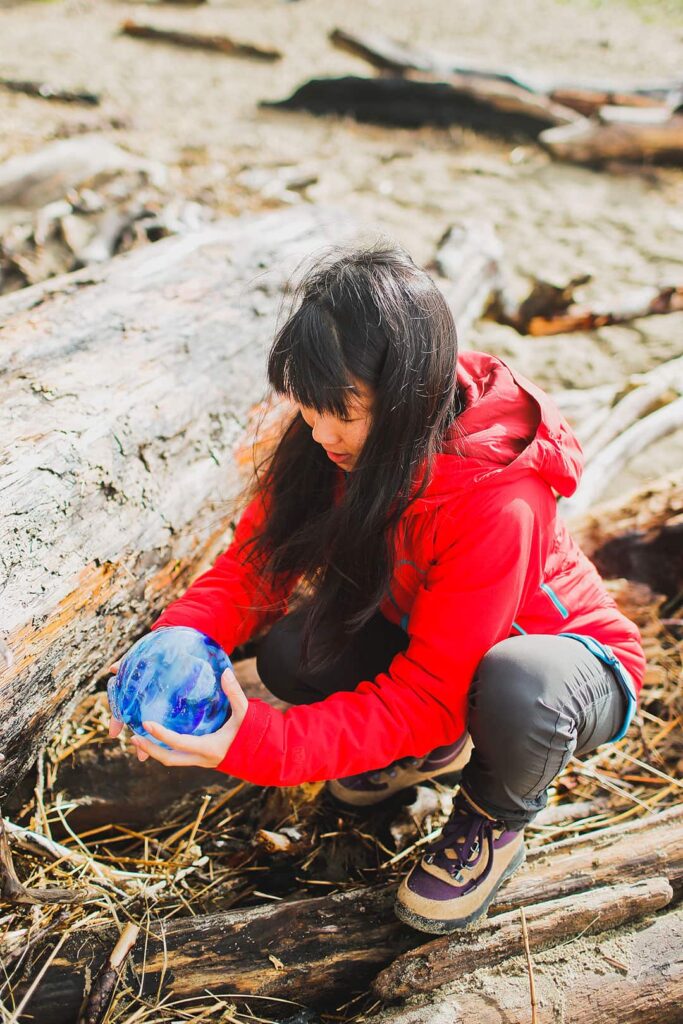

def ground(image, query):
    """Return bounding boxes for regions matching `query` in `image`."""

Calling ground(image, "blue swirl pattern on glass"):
[108,627,232,746]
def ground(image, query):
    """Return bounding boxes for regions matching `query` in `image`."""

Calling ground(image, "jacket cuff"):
[216,699,277,779]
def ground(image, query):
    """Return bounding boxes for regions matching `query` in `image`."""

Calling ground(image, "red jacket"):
[151,352,646,786]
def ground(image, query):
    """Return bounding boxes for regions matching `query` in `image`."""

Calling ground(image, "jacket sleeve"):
[150,490,299,654]
[218,482,551,786]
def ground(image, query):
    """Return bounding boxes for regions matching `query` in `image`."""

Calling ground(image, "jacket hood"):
[408,351,583,511]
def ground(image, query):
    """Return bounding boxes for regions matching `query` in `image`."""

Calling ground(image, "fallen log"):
[373,876,673,999]
[328,28,682,115]
[0,136,165,208]
[560,397,683,518]
[0,78,100,106]
[120,20,281,62]
[0,207,350,798]
[540,108,683,166]
[489,277,683,335]
[17,808,683,1022]
[431,220,504,345]
[580,355,683,464]
[365,909,683,1024]
[262,75,575,138]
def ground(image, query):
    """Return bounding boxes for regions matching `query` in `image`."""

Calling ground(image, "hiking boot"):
[326,734,473,808]
[394,788,526,934]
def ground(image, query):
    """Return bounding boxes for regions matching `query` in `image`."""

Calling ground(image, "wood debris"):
[0,136,166,209]
[262,74,577,138]
[488,275,683,335]
[121,20,282,62]
[327,27,683,164]
[0,78,100,106]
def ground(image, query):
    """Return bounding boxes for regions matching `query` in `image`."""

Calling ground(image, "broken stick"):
[120,21,281,62]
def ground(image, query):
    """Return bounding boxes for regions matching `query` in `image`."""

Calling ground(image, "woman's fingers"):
[131,735,202,768]
[108,661,121,674]
[141,720,212,754]
[109,717,124,739]
[220,667,248,721]
[124,667,251,770]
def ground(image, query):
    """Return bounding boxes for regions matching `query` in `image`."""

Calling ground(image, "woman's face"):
[298,380,374,472]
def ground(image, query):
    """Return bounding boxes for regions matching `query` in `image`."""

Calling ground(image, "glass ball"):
[108,626,231,746]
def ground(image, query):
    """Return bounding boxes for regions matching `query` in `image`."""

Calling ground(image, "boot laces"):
[424,811,495,885]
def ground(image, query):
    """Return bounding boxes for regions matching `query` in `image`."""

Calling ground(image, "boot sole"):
[393,844,526,935]
[327,768,465,809]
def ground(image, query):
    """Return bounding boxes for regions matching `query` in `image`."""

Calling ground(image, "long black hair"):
[243,243,462,672]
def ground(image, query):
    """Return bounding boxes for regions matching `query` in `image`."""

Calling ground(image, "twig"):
[120,21,281,62]
[5,818,151,890]
[78,921,140,1024]
[519,907,538,1024]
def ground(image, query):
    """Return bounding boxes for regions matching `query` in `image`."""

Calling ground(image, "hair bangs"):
[267,301,357,417]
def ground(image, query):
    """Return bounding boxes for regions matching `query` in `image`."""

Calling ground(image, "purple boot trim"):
[406,827,519,901]
[419,733,469,772]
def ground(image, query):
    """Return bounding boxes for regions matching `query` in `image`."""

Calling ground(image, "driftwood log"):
[489,279,683,336]
[365,910,683,1024]
[262,75,575,138]
[561,400,683,519]
[329,28,682,116]
[431,221,503,345]
[0,136,164,208]
[0,207,351,798]
[328,29,683,165]
[16,807,683,1022]
[540,108,683,166]
[372,877,673,999]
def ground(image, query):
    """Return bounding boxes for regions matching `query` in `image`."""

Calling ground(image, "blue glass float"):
[108,626,232,746]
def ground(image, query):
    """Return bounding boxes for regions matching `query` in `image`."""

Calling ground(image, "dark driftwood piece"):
[0,79,100,106]
[373,877,672,999]
[262,75,575,138]
[366,910,683,1024]
[489,278,683,335]
[0,208,348,799]
[328,28,682,115]
[120,20,281,62]
[540,109,683,166]
[17,809,683,1022]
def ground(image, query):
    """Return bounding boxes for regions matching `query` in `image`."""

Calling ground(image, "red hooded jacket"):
[151,352,646,786]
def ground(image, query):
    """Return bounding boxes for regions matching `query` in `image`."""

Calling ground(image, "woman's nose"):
[311,414,339,447]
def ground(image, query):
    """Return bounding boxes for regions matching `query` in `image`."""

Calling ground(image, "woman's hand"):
[126,667,248,769]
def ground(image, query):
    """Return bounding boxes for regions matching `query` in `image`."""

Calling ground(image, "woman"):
[110,245,645,935]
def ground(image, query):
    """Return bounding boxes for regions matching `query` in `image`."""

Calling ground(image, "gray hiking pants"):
[256,610,631,830]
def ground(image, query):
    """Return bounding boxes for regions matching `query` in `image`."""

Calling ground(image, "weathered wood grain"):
[373,877,673,999]
[0,207,350,797]
[365,910,683,1024]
